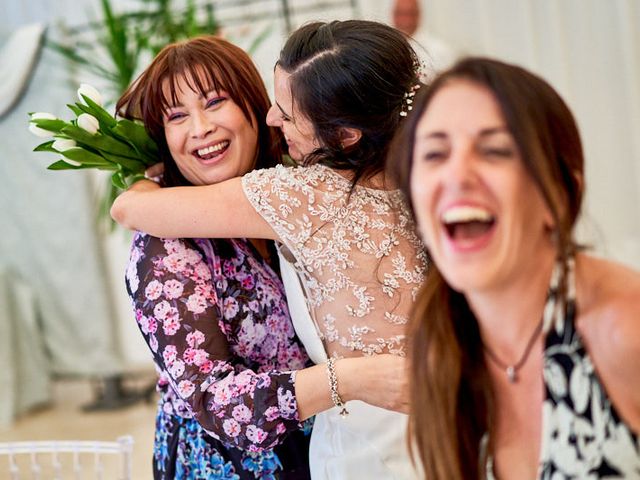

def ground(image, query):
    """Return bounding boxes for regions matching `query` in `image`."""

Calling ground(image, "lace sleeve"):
[125,233,303,452]
[241,164,334,264]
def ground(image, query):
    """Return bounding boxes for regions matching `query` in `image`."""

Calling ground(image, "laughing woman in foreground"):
[393,57,640,479]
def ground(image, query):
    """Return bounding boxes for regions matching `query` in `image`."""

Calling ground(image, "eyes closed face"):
[163,73,258,186]
[410,80,554,293]
[266,66,320,163]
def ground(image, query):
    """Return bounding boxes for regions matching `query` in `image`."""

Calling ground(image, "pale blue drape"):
[0,22,125,424]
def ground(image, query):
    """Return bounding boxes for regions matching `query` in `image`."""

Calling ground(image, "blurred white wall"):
[363,0,640,269]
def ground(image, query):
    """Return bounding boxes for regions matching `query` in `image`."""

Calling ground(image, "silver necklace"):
[483,319,545,383]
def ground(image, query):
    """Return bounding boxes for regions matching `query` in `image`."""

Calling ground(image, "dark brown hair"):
[277,20,421,189]
[117,35,283,187]
[390,57,584,479]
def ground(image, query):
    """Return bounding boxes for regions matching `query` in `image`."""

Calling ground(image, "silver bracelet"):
[326,358,349,417]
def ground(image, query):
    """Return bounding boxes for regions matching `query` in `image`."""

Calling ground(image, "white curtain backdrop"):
[362,0,640,269]
[0,0,145,383]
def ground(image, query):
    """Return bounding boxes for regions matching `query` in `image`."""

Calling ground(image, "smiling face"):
[266,66,320,162]
[410,80,555,293]
[162,72,258,186]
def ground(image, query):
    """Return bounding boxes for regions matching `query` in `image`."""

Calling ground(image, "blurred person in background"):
[392,0,458,79]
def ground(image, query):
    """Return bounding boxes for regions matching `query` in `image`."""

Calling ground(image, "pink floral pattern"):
[126,233,310,453]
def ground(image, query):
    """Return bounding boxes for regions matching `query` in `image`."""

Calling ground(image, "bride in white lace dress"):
[113,20,426,479]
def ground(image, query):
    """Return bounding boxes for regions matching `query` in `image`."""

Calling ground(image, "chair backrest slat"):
[0,436,134,480]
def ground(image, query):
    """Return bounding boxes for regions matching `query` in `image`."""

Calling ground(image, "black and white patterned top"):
[487,259,640,479]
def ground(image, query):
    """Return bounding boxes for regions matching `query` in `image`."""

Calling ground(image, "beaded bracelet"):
[326,358,349,417]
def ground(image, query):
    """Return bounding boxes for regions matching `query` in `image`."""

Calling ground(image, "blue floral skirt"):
[153,407,311,479]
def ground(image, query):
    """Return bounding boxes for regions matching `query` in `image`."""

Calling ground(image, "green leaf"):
[125,173,146,187]
[111,171,127,189]
[101,151,146,172]
[61,125,140,160]
[34,140,57,153]
[184,0,197,37]
[30,118,69,134]
[77,96,118,128]
[66,104,84,116]
[60,147,111,166]
[99,0,137,91]
[48,159,119,171]
[73,102,113,132]
[47,160,80,170]
[97,181,121,232]
[46,41,115,79]
[111,119,159,162]
[204,3,219,33]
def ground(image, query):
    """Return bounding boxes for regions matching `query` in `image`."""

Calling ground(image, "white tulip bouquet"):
[28,84,159,190]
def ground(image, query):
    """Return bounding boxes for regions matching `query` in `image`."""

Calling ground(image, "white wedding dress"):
[278,247,418,479]
[242,164,427,479]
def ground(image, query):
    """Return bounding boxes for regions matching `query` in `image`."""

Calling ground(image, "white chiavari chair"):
[0,435,133,480]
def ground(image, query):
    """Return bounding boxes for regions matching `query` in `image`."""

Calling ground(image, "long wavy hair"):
[277,20,421,189]
[390,57,584,479]
[117,35,283,188]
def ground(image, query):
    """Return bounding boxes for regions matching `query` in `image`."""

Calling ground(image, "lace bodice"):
[242,163,427,359]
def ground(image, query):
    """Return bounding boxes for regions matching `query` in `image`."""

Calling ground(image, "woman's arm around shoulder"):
[111,177,277,240]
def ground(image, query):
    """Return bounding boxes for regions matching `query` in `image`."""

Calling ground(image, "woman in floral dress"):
[112,21,426,479]
[117,36,311,479]
[118,34,411,479]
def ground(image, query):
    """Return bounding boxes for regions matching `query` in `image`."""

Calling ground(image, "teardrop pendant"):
[506,366,517,383]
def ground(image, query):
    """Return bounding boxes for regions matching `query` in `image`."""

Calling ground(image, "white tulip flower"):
[77,83,103,106]
[31,112,57,121]
[52,138,77,152]
[28,112,57,138]
[29,123,53,138]
[77,113,100,134]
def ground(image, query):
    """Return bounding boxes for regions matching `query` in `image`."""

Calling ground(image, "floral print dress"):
[126,233,312,480]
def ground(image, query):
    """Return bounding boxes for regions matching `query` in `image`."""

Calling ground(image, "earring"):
[549,228,559,245]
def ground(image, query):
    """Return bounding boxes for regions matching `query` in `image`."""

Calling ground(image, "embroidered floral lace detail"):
[384,312,409,325]
[242,164,427,358]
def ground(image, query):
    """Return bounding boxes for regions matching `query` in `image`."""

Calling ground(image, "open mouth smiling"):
[193,140,230,160]
[441,205,496,242]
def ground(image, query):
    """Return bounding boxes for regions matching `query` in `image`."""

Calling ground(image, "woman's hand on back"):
[339,354,409,413]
